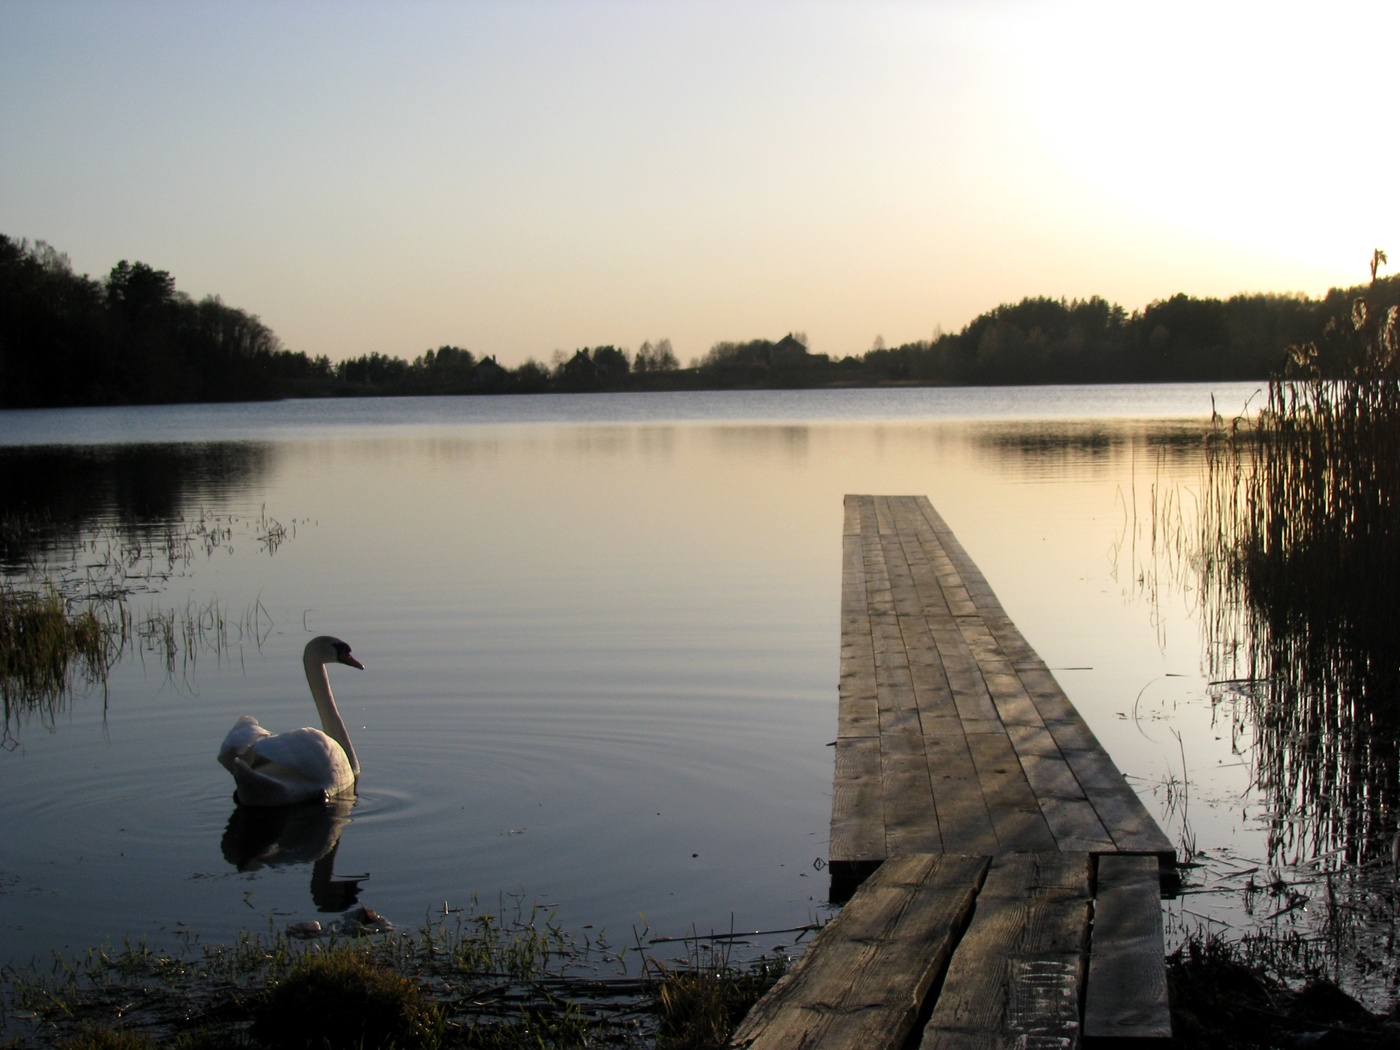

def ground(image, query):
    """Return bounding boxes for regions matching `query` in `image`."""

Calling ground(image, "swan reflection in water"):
[221,798,368,912]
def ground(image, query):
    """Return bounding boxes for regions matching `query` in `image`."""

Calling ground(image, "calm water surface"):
[0,383,1329,978]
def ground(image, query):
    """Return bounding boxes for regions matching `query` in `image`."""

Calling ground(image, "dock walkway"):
[729,496,1175,1049]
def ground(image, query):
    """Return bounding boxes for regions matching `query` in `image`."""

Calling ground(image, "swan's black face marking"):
[334,641,365,670]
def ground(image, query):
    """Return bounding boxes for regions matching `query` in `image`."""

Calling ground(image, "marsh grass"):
[6,508,299,607]
[1166,925,1400,1049]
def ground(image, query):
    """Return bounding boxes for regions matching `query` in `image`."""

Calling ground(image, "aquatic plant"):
[1166,929,1398,1049]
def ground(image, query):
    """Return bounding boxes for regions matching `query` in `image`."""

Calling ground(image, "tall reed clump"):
[1203,251,1400,864]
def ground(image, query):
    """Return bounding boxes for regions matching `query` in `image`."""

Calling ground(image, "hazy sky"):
[3,1,1395,367]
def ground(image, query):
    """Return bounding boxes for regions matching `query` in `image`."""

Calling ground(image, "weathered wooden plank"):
[874,494,899,536]
[900,614,960,724]
[929,620,1000,724]
[922,724,1001,855]
[1084,855,1172,1043]
[836,673,879,739]
[862,530,894,617]
[922,853,1091,1050]
[830,737,883,864]
[730,854,990,1050]
[965,732,1059,852]
[982,671,1048,729]
[843,493,863,536]
[882,732,942,854]
[883,786,942,852]
[1065,748,1175,858]
[1020,753,1117,853]
[979,850,1093,900]
[1007,721,1066,757]
[1037,802,1119,854]
[924,744,1002,856]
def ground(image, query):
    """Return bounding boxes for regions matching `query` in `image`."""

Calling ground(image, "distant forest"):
[3,233,1396,408]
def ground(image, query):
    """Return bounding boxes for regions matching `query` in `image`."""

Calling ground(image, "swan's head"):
[305,635,365,671]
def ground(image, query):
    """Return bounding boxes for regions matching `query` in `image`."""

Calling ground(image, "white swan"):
[218,636,364,807]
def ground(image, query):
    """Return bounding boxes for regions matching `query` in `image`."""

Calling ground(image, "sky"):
[3,1,1396,367]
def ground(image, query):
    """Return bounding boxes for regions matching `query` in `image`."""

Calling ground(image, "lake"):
[3,382,1381,996]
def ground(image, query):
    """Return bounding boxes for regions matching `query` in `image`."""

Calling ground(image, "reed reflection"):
[221,799,367,912]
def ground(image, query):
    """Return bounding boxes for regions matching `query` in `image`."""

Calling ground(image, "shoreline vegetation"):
[4,913,1400,1048]
[0,899,800,1050]
[4,233,1399,409]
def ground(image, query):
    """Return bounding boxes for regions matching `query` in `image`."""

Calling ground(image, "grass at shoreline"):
[0,901,796,1050]
[8,913,1400,1049]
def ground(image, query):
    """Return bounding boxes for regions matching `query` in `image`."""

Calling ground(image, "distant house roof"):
[470,355,508,389]
[770,333,810,366]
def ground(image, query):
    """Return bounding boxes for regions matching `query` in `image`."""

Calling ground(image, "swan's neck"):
[305,651,360,777]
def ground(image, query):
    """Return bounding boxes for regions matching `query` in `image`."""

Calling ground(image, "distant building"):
[770,333,809,367]
[470,355,508,391]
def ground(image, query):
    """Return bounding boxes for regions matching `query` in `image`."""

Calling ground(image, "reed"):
[1200,253,1400,867]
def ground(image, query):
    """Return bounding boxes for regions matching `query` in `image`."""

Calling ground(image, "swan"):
[218,636,364,807]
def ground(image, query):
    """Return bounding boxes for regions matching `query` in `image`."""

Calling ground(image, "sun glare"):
[1002,2,1399,282]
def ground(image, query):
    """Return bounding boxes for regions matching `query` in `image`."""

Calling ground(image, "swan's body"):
[218,636,364,807]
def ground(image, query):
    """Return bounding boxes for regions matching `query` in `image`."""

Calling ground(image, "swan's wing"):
[245,727,346,775]
[230,727,357,806]
[218,716,272,773]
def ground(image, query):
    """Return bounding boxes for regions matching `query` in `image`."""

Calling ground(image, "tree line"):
[2,232,1394,408]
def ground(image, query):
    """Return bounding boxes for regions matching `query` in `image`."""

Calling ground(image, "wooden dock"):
[728,496,1175,1049]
